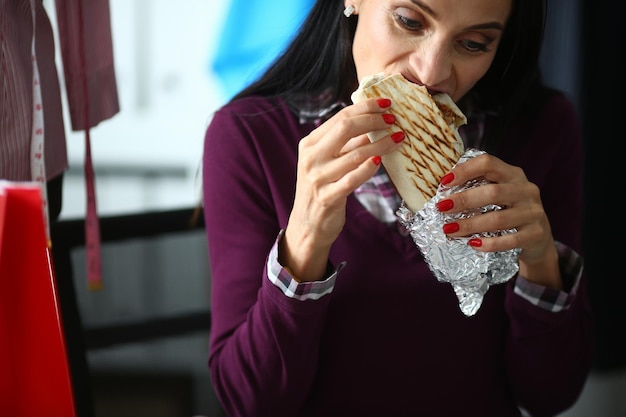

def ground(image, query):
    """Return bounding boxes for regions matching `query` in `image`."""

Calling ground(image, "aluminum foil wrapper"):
[397,148,521,316]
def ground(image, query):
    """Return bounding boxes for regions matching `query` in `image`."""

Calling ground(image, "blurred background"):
[42,0,624,416]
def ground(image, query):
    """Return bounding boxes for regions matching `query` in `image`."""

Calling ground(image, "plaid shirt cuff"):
[267,230,343,301]
[513,241,584,312]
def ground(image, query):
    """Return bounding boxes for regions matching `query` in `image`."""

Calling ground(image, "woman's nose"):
[410,40,452,88]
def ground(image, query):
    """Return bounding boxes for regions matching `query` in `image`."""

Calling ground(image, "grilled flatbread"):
[351,73,467,212]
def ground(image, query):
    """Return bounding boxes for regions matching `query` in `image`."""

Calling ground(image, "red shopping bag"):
[0,181,76,417]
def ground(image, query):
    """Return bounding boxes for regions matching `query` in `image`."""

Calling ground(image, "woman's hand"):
[281,98,405,282]
[437,153,562,290]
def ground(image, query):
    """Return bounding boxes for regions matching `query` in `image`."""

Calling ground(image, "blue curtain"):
[211,0,315,100]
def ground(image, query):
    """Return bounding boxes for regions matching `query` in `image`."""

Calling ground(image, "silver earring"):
[344,5,355,17]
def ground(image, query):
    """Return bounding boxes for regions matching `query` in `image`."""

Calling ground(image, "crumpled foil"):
[397,148,521,316]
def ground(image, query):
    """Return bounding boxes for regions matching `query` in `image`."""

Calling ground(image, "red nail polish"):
[436,199,454,212]
[391,131,405,143]
[372,155,382,166]
[442,223,460,234]
[377,98,392,108]
[468,238,482,247]
[440,172,454,185]
[382,114,396,124]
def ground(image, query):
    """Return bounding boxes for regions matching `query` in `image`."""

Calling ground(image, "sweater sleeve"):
[202,100,331,417]
[501,95,594,416]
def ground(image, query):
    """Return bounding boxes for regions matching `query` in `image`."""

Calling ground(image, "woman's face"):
[349,0,512,102]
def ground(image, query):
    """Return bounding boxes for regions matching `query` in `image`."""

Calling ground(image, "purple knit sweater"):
[202,94,593,417]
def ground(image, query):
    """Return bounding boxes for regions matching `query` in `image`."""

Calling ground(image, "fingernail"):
[442,222,460,234]
[372,155,382,166]
[436,199,454,212]
[440,172,454,185]
[391,131,405,143]
[377,98,392,108]
[468,238,483,247]
[382,114,396,124]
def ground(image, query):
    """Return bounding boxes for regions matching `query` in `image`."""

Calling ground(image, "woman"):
[202,0,593,416]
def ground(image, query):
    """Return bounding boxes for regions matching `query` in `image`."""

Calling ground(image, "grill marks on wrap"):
[367,83,459,201]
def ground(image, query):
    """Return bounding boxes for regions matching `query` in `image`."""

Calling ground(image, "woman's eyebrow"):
[409,0,505,32]
[410,0,437,18]
[466,22,505,31]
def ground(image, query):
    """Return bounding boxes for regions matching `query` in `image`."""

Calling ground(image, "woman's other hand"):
[437,153,562,290]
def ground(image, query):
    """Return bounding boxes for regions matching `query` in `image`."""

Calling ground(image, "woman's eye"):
[461,39,489,53]
[394,11,424,31]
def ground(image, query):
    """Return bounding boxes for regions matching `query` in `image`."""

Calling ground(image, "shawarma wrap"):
[351,73,467,212]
